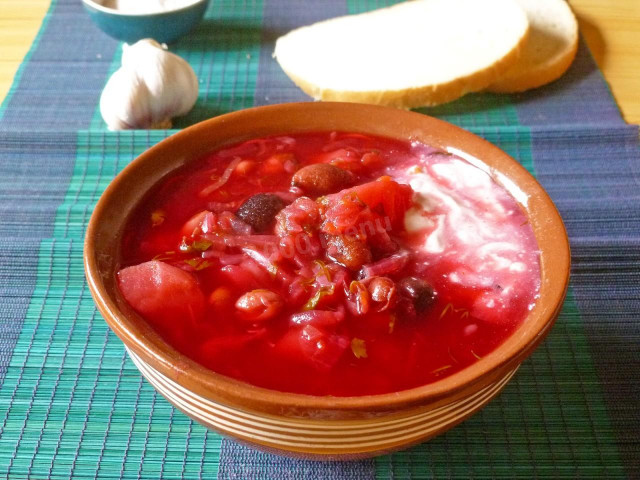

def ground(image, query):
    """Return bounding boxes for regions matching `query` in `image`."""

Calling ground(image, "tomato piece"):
[290,309,345,328]
[349,177,413,230]
[323,177,413,235]
[274,325,349,372]
[275,197,322,236]
[117,260,206,326]
[181,210,210,238]
[219,264,261,290]
[299,325,350,371]
[320,198,374,236]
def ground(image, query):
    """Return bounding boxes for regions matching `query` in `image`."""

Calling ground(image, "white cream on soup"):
[395,153,539,321]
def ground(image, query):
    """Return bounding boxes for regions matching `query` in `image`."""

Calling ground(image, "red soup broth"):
[118,132,540,396]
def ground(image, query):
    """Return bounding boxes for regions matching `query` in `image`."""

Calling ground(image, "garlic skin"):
[100,39,198,130]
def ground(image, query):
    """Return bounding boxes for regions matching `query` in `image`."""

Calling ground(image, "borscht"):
[117,132,540,396]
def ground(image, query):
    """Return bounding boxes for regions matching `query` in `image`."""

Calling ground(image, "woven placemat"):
[0,0,638,479]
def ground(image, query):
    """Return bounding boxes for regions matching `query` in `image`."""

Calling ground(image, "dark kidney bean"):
[325,234,372,271]
[236,193,286,232]
[291,163,354,196]
[398,277,436,312]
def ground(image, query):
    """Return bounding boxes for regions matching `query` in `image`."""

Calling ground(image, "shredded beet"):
[117,131,540,396]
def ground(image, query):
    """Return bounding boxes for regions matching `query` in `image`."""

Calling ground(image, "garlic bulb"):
[100,39,198,130]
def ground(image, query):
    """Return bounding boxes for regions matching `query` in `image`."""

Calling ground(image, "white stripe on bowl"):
[127,347,511,429]
[127,348,516,451]
[132,349,513,437]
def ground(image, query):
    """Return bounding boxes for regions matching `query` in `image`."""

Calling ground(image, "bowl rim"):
[82,0,208,17]
[84,102,570,414]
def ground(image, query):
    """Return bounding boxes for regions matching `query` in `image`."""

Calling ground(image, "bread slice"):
[273,0,530,109]
[488,0,578,93]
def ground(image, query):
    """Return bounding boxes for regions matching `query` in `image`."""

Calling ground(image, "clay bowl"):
[84,102,570,459]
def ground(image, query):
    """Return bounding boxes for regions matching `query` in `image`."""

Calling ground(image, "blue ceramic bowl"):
[82,0,209,44]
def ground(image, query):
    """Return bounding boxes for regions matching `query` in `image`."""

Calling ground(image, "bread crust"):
[274,0,530,109]
[487,42,577,93]
[487,0,579,93]
[278,31,529,109]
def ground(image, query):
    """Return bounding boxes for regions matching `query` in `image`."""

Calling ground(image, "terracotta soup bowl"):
[84,102,570,459]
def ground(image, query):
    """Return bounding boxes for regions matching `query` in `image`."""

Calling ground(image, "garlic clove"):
[100,39,199,130]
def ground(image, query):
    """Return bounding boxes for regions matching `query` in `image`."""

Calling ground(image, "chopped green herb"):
[152,252,174,262]
[431,365,452,374]
[303,285,334,310]
[299,276,316,288]
[151,209,166,227]
[439,303,453,319]
[191,239,213,252]
[351,338,368,359]
[313,260,332,282]
[184,258,212,271]
[267,261,279,278]
[439,303,469,320]
[448,347,459,364]
[197,260,213,271]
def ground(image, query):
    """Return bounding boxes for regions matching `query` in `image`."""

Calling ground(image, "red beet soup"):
[117,132,540,396]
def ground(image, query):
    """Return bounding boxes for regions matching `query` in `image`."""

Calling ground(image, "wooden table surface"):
[1,0,639,124]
